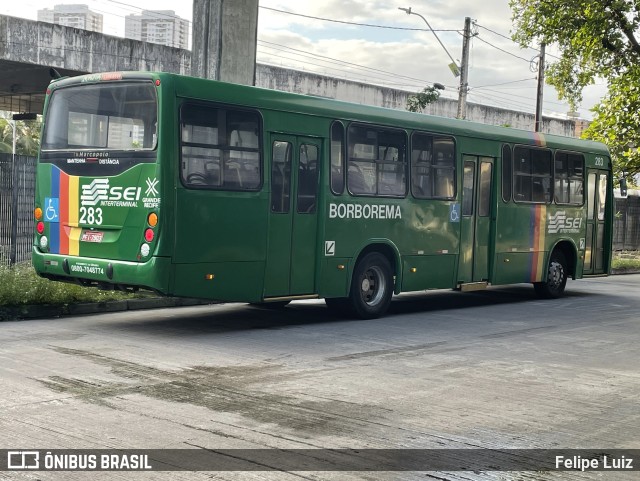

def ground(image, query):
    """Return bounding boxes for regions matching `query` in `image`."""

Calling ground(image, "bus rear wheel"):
[534,251,568,299]
[349,252,393,319]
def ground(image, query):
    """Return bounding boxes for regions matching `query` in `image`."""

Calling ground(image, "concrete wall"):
[0,16,190,74]
[191,0,258,85]
[256,64,577,137]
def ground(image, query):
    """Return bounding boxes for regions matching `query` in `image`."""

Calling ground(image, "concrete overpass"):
[0,14,191,113]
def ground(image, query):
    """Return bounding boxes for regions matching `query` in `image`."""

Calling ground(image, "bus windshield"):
[42,82,157,152]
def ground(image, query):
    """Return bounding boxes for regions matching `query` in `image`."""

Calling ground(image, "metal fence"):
[0,153,37,265]
[0,151,639,265]
[614,196,640,251]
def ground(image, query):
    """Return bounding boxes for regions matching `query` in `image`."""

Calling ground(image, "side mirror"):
[620,175,628,197]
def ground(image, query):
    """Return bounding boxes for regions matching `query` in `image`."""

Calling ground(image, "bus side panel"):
[401,255,456,291]
[318,258,351,298]
[172,190,268,301]
[493,201,585,285]
[170,261,264,302]
[319,199,459,296]
[492,203,549,285]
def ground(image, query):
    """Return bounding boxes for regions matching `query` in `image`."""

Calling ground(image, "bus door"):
[264,135,320,297]
[458,155,494,285]
[583,169,608,274]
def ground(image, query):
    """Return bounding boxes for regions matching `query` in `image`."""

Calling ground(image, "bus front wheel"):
[534,251,568,299]
[349,252,393,319]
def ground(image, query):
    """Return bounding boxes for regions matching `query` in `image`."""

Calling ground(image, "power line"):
[473,35,532,63]
[473,22,561,60]
[257,40,455,89]
[259,6,458,32]
[102,0,192,23]
[472,78,536,89]
[474,85,569,109]
[473,23,514,43]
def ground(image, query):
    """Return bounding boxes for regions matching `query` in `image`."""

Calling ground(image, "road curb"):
[611,268,640,275]
[0,297,212,322]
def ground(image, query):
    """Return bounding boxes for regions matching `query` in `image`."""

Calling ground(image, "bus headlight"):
[140,243,150,257]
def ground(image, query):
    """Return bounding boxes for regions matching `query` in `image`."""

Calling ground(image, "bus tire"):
[534,250,568,299]
[349,252,393,319]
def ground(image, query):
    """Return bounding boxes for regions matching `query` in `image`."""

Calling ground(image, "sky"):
[3,0,608,119]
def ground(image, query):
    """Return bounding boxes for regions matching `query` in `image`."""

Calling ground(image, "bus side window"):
[297,144,319,213]
[502,144,512,202]
[330,122,345,194]
[513,146,551,203]
[554,151,584,205]
[181,120,221,187]
[411,132,455,200]
[271,141,292,213]
[180,102,261,191]
[433,138,455,198]
[347,123,406,197]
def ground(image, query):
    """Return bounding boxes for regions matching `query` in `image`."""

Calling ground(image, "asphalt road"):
[2,275,640,480]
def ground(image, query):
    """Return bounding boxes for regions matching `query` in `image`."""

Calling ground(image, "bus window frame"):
[512,144,553,204]
[346,122,408,198]
[41,80,159,152]
[554,149,585,207]
[178,99,264,192]
[501,144,512,203]
[409,131,457,201]
[330,121,346,195]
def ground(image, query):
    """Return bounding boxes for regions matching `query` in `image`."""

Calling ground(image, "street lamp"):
[398,7,460,77]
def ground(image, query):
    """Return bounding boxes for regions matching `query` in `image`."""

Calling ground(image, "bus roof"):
[51,71,610,156]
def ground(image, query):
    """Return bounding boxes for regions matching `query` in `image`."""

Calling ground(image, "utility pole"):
[534,42,546,132]
[457,17,472,120]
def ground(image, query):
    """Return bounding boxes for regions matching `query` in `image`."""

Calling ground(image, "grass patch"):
[0,263,137,307]
[612,251,640,271]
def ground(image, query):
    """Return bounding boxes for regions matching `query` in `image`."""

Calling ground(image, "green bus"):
[32,71,613,319]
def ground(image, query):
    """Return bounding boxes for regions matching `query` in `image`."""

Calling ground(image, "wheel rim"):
[547,260,565,291]
[360,266,386,306]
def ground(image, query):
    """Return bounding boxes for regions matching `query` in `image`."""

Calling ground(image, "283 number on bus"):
[80,207,104,225]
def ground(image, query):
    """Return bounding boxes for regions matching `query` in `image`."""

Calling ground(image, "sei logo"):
[81,179,141,207]
[548,211,583,234]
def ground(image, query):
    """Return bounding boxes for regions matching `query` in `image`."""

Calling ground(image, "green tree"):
[509,0,640,179]
[0,113,42,156]
[406,86,441,113]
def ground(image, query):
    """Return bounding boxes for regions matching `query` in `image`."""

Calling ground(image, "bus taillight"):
[147,213,158,227]
[34,207,43,220]
[36,221,45,234]
[144,228,154,242]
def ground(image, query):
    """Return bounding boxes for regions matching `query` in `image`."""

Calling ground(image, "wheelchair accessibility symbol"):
[449,203,460,223]
[44,197,59,222]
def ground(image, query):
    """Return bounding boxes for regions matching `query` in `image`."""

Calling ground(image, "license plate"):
[81,231,104,243]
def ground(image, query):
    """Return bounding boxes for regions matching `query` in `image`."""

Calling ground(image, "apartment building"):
[37,4,103,33]
[124,10,189,49]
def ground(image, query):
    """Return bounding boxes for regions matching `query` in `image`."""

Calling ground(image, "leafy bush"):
[0,263,135,307]
[612,251,640,271]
